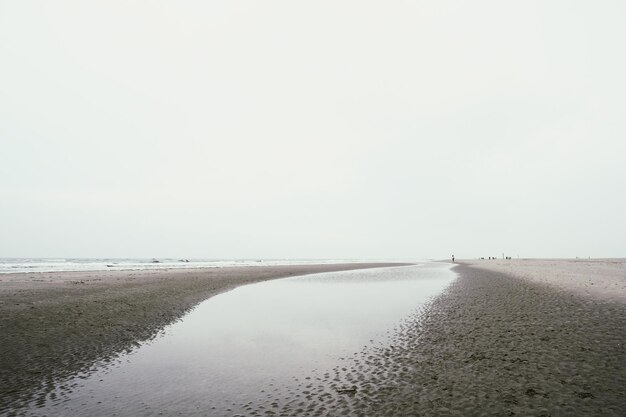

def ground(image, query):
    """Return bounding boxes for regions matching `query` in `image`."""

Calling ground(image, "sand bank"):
[246,261,626,416]
[0,263,405,413]
[460,258,626,303]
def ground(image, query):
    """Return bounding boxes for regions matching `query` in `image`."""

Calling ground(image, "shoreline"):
[0,262,408,413]
[4,259,624,415]
[247,260,626,416]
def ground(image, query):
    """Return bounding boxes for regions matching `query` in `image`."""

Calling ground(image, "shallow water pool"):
[27,263,455,416]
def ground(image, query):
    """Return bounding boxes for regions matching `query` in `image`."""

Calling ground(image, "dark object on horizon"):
[452,254,455,263]
[151,259,160,263]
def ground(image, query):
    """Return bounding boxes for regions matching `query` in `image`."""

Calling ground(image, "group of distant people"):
[451,255,513,262]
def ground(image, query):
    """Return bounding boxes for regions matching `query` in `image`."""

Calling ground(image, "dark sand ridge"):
[0,263,406,414]
[245,262,626,416]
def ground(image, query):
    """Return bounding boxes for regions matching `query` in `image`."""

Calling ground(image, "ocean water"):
[0,258,397,274]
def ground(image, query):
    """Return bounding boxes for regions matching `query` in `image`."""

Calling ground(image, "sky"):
[1,1,625,259]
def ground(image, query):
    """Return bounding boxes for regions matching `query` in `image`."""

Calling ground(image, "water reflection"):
[29,263,455,416]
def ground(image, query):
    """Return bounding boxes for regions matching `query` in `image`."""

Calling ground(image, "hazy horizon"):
[2,1,625,259]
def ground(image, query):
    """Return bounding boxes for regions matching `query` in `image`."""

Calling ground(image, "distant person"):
[452,254,455,263]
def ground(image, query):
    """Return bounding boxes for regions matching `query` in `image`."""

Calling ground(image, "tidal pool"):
[28,263,455,416]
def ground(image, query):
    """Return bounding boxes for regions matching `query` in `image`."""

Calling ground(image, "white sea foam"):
[0,258,404,274]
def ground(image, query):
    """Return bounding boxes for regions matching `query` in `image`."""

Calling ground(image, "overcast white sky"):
[1,1,625,259]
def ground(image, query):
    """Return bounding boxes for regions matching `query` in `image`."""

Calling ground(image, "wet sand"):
[0,263,404,413]
[245,260,626,416]
[4,260,625,416]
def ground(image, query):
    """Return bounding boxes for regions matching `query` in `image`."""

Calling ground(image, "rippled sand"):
[245,262,626,416]
[4,260,625,416]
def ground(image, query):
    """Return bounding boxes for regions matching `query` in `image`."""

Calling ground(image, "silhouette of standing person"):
[452,254,455,263]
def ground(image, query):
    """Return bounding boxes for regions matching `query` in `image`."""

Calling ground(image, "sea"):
[0,258,388,274]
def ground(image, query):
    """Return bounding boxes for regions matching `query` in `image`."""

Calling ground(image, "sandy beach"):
[2,259,625,416]
[243,259,626,416]
[461,258,626,303]
[0,263,405,413]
